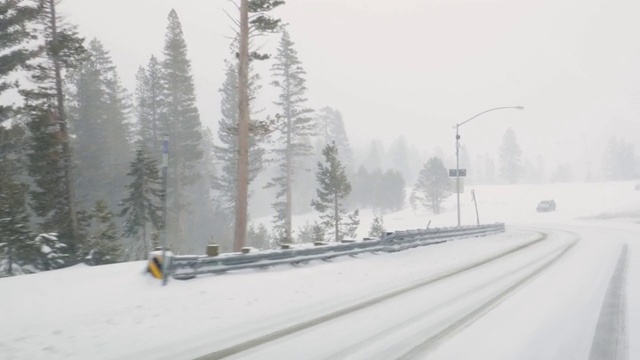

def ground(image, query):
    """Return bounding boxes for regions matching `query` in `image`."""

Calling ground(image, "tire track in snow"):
[323,239,573,360]
[194,231,548,360]
[395,233,578,359]
[588,243,628,360]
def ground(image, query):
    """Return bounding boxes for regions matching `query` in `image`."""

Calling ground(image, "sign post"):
[161,135,169,286]
[471,189,480,225]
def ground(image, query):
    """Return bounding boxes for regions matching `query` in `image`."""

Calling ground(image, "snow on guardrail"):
[169,223,505,280]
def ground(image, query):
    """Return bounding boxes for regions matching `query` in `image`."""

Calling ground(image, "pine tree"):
[413,157,452,214]
[296,223,314,244]
[363,140,384,172]
[160,10,203,251]
[30,233,68,271]
[22,0,86,259]
[134,56,164,155]
[311,142,359,242]
[247,223,270,249]
[375,170,405,212]
[0,125,34,276]
[269,29,315,243]
[499,127,522,184]
[368,214,386,239]
[85,200,121,265]
[0,0,39,122]
[388,136,413,183]
[233,0,284,251]
[119,144,162,260]
[550,163,572,183]
[68,38,132,212]
[311,222,325,243]
[213,61,266,214]
[316,107,352,168]
[484,152,497,184]
[349,165,371,208]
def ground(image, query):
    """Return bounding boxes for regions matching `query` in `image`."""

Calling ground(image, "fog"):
[59,0,640,179]
[2,0,640,257]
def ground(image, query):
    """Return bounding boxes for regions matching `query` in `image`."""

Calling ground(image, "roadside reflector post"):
[148,250,173,280]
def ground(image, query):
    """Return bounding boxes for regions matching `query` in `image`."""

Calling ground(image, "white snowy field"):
[1,180,639,359]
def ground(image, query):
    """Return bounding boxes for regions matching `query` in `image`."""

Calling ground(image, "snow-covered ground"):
[1,181,639,359]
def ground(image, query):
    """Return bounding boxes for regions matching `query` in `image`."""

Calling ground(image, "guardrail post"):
[206,244,219,257]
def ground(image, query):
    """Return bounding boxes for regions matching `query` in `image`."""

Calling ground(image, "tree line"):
[0,0,408,276]
[3,1,636,277]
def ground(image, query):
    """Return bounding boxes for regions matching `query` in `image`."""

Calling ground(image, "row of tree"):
[3,0,636,277]
[0,0,372,276]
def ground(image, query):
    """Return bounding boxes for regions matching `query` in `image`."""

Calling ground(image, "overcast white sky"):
[58,0,640,178]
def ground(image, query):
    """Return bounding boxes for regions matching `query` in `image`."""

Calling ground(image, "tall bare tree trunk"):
[49,0,80,248]
[285,118,292,243]
[172,122,182,252]
[233,0,250,252]
[334,193,339,242]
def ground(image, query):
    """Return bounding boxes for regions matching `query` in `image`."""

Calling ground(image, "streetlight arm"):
[454,105,524,227]
[457,106,524,128]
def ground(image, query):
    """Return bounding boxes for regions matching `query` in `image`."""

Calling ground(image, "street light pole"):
[455,106,524,227]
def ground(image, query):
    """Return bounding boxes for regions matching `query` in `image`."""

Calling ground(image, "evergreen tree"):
[409,189,418,213]
[269,29,315,243]
[375,169,405,212]
[311,222,325,243]
[233,0,284,251]
[363,140,385,172]
[160,10,203,251]
[316,107,352,168]
[22,0,86,258]
[30,233,68,271]
[134,56,165,155]
[484,152,497,184]
[213,60,266,214]
[368,214,386,239]
[119,144,162,260]
[498,127,522,184]
[413,157,452,214]
[247,223,270,249]
[296,223,314,243]
[550,163,572,183]
[311,142,359,242]
[85,200,121,265]
[0,0,39,122]
[67,38,132,212]
[388,136,413,183]
[0,125,34,276]
[349,165,372,208]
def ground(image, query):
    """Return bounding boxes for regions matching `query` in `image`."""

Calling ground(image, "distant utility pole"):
[233,0,250,252]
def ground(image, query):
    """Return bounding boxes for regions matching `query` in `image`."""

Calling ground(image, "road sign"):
[449,169,467,177]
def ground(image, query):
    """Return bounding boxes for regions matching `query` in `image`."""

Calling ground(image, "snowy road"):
[1,221,636,360]
[192,224,631,360]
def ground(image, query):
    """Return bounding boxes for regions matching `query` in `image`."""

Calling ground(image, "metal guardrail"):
[170,223,505,280]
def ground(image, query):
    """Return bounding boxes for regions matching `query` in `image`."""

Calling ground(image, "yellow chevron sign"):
[148,255,163,279]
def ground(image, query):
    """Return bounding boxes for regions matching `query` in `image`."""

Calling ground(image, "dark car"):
[536,200,556,212]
